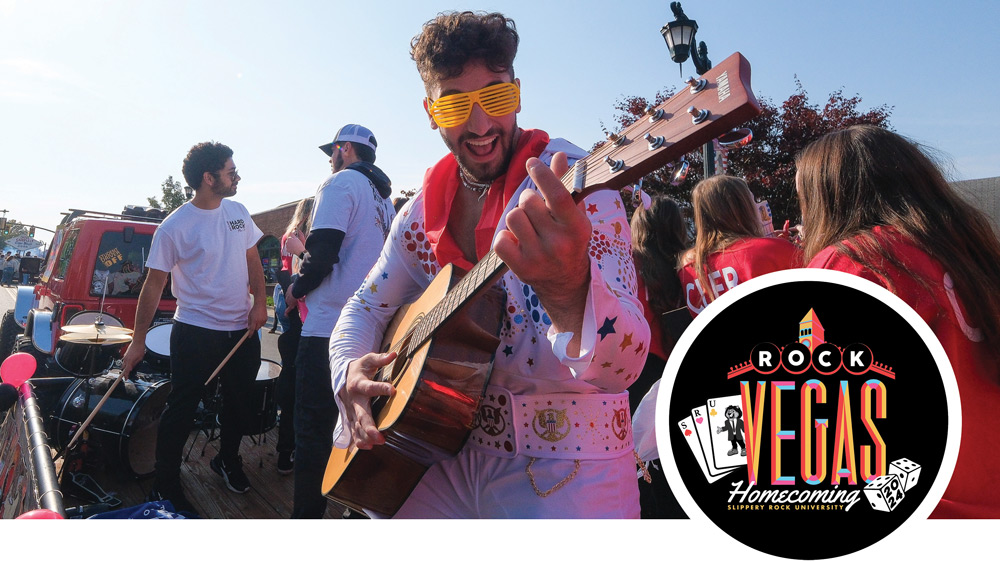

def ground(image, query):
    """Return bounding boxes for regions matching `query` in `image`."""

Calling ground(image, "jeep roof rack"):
[60,208,165,226]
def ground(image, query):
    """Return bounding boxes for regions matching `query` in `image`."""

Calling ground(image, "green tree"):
[147,176,188,213]
[601,80,893,224]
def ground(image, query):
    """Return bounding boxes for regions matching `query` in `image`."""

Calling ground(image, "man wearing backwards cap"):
[285,124,394,518]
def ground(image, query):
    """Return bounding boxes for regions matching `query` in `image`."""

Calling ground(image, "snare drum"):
[52,373,171,477]
[142,323,173,374]
[53,312,127,377]
[246,359,281,436]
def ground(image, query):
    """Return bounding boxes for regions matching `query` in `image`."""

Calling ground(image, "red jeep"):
[1,208,176,374]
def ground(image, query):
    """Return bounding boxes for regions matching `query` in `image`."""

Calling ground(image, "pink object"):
[0,352,36,388]
[16,508,63,519]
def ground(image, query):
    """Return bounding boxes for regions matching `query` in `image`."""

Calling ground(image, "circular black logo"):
[661,270,959,559]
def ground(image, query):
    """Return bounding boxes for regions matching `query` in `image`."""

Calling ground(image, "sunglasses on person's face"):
[426,82,520,129]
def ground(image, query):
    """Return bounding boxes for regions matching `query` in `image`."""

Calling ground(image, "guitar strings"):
[374,251,506,385]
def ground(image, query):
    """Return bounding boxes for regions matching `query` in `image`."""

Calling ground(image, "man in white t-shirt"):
[122,141,267,515]
[284,124,395,518]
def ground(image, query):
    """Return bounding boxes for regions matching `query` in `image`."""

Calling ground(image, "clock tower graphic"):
[798,308,825,349]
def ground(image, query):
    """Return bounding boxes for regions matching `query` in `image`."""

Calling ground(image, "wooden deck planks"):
[58,425,349,519]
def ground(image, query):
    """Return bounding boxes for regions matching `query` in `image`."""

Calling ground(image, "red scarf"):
[423,129,550,270]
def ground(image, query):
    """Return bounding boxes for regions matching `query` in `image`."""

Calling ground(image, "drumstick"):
[203,330,252,386]
[63,370,126,453]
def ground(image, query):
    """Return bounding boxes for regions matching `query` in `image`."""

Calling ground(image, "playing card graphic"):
[678,416,732,483]
[706,395,748,471]
[691,405,738,476]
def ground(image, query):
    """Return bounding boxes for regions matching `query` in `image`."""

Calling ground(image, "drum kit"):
[48,310,281,493]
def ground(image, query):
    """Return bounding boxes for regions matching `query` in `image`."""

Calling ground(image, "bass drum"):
[52,373,171,478]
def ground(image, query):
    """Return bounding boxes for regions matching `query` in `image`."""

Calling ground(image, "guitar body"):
[322,263,506,516]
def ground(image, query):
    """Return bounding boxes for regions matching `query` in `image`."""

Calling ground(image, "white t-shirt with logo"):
[301,169,395,338]
[147,199,263,331]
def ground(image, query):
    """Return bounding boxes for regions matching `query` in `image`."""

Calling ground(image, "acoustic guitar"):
[322,51,762,516]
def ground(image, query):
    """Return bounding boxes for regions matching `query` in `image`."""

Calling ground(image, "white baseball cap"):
[319,124,377,156]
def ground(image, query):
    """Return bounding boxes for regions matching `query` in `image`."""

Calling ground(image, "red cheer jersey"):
[679,237,802,317]
[809,226,1000,518]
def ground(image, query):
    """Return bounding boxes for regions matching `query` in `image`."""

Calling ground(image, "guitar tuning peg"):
[670,159,690,186]
[644,133,665,150]
[605,155,624,173]
[686,76,707,93]
[633,179,651,210]
[606,132,627,147]
[687,105,709,124]
[646,105,666,122]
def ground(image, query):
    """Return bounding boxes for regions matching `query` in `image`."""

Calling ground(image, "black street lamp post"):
[661,1,716,177]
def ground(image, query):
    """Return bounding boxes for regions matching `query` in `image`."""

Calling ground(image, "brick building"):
[252,198,310,285]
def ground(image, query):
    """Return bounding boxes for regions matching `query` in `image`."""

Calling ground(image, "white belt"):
[468,385,633,460]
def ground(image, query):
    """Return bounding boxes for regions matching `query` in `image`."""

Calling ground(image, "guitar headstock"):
[562,51,761,197]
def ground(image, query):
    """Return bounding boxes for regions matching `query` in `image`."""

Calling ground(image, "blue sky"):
[2,0,999,249]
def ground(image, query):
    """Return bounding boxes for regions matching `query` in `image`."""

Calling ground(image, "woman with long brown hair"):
[630,195,689,518]
[679,175,801,316]
[797,124,1000,518]
[632,195,688,366]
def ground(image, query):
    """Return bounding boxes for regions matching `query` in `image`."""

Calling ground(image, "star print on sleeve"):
[597,316,617,340]
[557,188,649,394]
[619,332,633,352]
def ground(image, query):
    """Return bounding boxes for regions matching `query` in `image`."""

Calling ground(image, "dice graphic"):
[888,458,921,491]
[863,474,906,512]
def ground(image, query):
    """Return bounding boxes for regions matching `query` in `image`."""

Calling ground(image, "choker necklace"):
[458,168,491,200]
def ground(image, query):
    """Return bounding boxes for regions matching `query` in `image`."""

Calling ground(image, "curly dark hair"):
[725,405,742,419]
[182,141,233,190]
[410,11,519,88]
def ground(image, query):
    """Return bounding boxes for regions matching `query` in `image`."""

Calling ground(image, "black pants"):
[153,321,261,489]
[292,335,338,518]
[276,327,300,454]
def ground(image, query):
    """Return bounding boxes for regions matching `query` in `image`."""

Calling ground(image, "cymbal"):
[61,324,134,336]
[59,332,133,345]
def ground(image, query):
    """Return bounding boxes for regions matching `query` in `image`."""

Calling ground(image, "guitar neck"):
[559,51,760,198]
[405,251,508,356]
